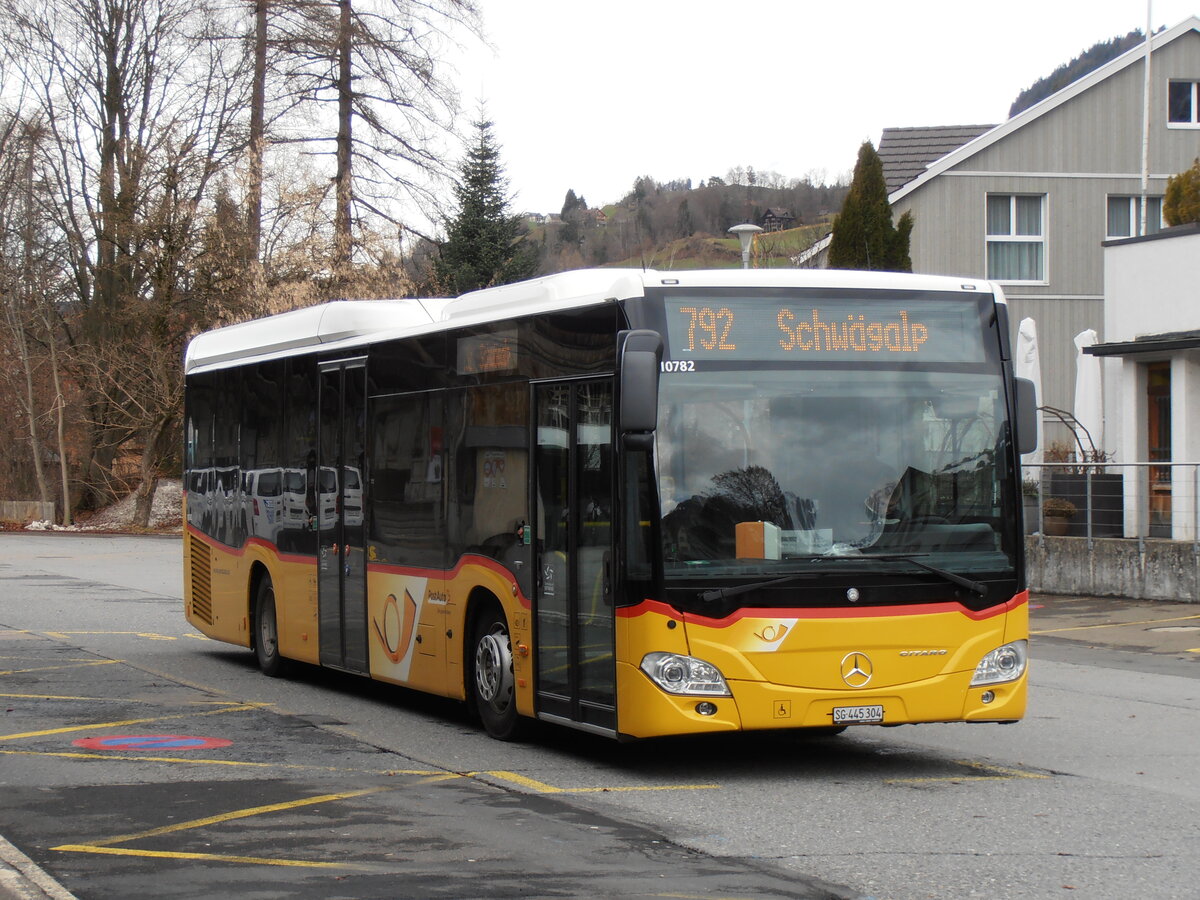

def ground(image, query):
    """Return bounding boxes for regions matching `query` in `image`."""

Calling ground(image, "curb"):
[0,837,77,900]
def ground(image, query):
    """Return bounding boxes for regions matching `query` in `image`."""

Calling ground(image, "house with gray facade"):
[818,18,1200,455]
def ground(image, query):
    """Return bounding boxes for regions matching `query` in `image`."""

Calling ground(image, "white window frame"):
[1167,80,1200,128]
[985,193,1047,285]
[1106,195,1164,239]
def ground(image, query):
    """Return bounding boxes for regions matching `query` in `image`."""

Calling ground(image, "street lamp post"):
[727,223,763,269]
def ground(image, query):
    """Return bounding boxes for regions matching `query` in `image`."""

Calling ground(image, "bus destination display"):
[663,295,986,364]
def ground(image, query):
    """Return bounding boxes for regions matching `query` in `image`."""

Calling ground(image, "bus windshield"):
[652,291,1014,587]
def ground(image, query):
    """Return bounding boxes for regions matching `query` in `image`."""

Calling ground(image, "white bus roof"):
[185,269,1003,374]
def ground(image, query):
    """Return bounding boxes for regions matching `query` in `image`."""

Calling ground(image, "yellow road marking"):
[0,703,255,741]
[0,747,450,777]
[81,787,391,847]
[52,844,357,869]
[486,770,719,794]
[887,760,1049,784]
[1032,612,1200,635]
[0,692,231,705]
[52,780,456,869]
[0,659,121,676]
[41,631,185,641]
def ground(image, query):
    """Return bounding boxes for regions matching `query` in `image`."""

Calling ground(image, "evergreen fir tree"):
[828,141,913,272]
[559,189,589,248]
[434,118,538,295]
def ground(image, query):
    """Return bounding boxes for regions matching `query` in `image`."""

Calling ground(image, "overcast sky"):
[446,1,1199,214]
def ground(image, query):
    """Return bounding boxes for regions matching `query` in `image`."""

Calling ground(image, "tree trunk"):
[15,127,49,508]
[132,416,171,529]
[48,322,72,526]
[247,0,267,266]
[333,0,354,277]
[5,308,50,507]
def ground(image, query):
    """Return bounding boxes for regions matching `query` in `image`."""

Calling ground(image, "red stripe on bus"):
[186,526,314,565]
[366,555,532,609]
[618,591,1027,626]
[187,526,532,609]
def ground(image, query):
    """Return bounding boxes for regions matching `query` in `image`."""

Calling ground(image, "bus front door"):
[533,380,616,733]
[318,360,369,674]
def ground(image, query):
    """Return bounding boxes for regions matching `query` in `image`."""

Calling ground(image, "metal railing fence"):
[1022,461,1200,549]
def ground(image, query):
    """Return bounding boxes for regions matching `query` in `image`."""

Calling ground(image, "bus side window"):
[371,394,444,569]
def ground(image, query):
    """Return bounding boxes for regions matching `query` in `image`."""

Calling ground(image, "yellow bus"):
[183,269,1037,740]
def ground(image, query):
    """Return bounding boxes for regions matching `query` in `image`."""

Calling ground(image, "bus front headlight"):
[970,640,1028,686]
[640,652,732,696]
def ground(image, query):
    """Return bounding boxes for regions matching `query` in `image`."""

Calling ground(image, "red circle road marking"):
[72,735,233,751]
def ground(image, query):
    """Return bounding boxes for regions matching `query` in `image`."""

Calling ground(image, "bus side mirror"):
[618,330,663,437]
[1015,377,1038,454]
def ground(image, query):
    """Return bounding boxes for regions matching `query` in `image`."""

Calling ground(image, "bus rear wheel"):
[471,608,523,741]
[254,576,286,677]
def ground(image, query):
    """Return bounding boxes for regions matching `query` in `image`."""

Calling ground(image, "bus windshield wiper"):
[854,553,988,598]
[698,572,816,604]
[697,554,987,604]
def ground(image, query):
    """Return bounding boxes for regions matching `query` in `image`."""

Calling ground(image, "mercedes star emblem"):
[840,651,873,688]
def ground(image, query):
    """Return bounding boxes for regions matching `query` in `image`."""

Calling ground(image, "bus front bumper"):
[615,661,1027,739]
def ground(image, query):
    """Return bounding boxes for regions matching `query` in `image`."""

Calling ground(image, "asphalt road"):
[1,533,1198,900]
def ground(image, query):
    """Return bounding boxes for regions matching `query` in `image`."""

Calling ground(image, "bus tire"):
[254,576,286,677]
[470,606,523,741]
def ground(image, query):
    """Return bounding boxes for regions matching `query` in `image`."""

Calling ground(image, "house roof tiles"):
[877,125,996,193]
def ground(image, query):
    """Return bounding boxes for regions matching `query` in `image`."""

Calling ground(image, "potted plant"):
[1041,497,1077,536]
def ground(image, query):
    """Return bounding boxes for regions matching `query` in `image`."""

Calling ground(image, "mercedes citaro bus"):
[183,268,1038,740]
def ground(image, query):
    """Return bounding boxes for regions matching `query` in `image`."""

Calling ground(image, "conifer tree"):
[1164,158,1200,226]
[828,141,913,272]
[434,119,537,294]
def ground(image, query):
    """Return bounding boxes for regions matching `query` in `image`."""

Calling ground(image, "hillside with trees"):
[525,170,846,274]
[1009,29,1147,117]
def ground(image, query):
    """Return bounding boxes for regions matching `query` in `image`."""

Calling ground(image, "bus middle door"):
[318,359,369,674]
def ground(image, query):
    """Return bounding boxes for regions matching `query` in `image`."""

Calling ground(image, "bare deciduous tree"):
[0,0,252,522]
[0,111,76,524]
[263,0,480,277]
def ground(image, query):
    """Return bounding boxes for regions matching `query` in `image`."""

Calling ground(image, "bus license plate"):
[832,705,884,725]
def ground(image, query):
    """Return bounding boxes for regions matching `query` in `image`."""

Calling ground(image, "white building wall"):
[1102,228,1200,539]
[1104,231,1200,342]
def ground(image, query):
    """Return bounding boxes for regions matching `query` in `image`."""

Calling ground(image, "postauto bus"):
[183,268,1037,740]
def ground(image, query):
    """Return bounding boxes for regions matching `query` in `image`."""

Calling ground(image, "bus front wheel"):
[254,576,286,677]
[471,607,523,740]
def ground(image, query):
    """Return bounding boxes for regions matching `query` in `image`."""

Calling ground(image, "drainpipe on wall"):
[1139,0,1153,236]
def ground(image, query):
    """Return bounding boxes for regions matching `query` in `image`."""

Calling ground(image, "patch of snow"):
[27,478,183,533]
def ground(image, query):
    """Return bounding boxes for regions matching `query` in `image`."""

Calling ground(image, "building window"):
[1106,195,1164,238]
[1168,80,1199,126]
[986,194,1044,282]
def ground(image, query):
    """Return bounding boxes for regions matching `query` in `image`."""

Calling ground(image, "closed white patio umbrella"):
[1073,328,1103,456]
[1014,317,1043,468]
